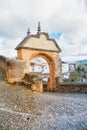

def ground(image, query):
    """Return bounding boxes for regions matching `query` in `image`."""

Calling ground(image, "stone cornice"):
[16,47,60,53]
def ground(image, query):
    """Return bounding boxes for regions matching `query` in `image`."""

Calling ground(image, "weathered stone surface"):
[57,82,87,93]
[0,56,26,83]
[21,73,43,93]
[0,68,7,81]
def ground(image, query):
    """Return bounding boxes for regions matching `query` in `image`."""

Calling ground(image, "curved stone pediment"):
[16,33,61,52]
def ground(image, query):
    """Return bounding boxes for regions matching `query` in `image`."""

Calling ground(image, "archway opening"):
[30,57,50,91]
[0,67,7,81]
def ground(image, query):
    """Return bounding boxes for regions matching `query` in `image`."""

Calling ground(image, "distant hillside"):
[75,59,87,64]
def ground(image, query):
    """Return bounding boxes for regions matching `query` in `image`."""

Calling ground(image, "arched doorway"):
[29,53,56,91]
[0,67,7,81]
[30,57,50,91]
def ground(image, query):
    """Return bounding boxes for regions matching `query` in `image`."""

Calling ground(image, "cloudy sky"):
[0,0,87,61]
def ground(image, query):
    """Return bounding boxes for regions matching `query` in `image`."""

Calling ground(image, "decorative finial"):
[27,28,30,37]
[37,21,41,36]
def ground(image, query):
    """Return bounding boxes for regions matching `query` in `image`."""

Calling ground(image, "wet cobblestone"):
[0,81,87,130]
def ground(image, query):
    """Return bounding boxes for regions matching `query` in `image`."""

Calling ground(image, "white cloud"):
[0,37,21,58]
[0,0,87,61]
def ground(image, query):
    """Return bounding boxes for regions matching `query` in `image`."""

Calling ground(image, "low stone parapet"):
[57,82,87,93]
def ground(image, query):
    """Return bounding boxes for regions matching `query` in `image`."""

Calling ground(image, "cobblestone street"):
[0,82,87,130]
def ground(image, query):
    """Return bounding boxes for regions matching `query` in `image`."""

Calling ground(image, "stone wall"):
[57,83,87,93]
[0,68,6,81]
[7,59,26,83]
[0,56,26,83]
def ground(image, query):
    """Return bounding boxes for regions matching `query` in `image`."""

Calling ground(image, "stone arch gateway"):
[16,32,62,91]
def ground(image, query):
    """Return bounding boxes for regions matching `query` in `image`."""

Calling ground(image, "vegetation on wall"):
[69,64,86,82]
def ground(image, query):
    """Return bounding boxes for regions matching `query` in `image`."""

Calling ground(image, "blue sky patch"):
[49,32,62,39]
